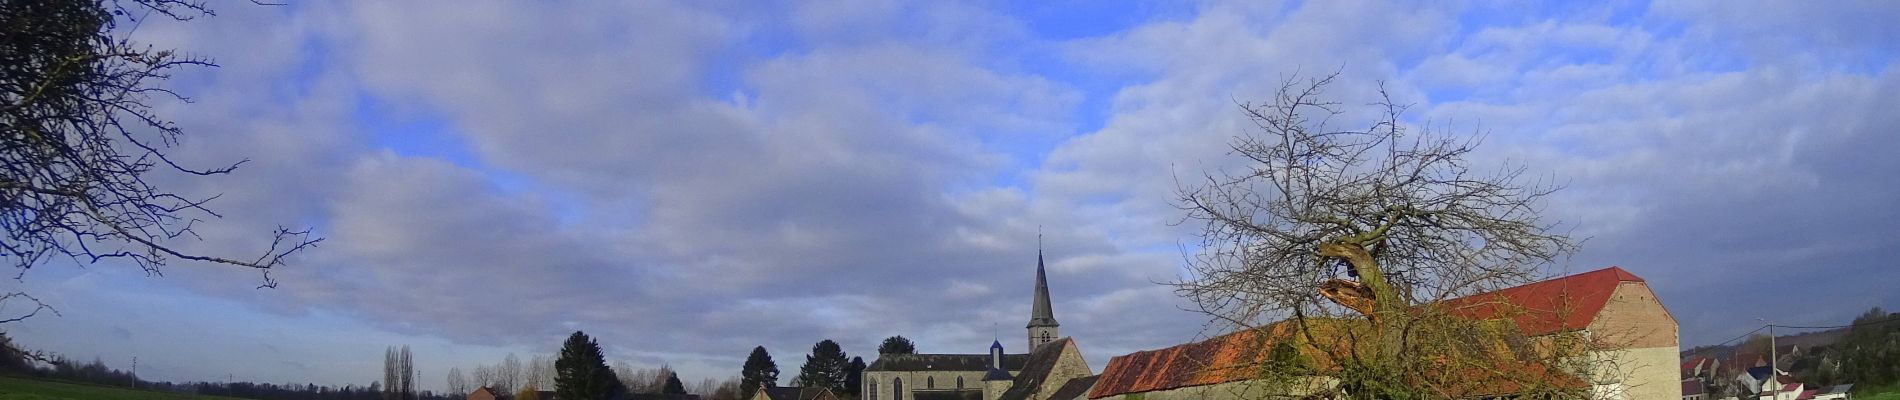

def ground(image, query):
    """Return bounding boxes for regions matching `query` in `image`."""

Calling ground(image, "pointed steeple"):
[1028,248,1058,328]
[1027,232,1061,350]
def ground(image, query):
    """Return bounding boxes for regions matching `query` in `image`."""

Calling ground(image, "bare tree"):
[1174,73,1592,398]
[446,367,469,396]
[528,354,555,389]
[613,361,646,393]
[471,365,496,391]
[1,0,321,338]
[706,377,742,400]
[383,348,397,400]
[381,346,414,400]
[498,353,521,395]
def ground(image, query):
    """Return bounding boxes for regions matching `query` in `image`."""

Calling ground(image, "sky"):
[5,0,1900,392]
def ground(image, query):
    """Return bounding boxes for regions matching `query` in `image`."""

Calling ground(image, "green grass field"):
[0,376,246,400]
[1856,382,1900,400]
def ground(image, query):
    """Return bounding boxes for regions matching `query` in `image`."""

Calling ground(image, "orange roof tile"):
[1089,267,1643,398]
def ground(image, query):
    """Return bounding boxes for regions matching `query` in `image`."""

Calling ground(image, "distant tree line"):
[1787,307,1900,389]
[437,331,743,400]
[0,333,457,400]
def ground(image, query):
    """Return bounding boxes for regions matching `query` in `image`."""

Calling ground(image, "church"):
[862,250,1095,400]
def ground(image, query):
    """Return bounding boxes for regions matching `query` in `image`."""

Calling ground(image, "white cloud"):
[16,0,1900,389]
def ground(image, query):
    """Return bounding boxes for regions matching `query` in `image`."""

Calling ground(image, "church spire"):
[1027,235,1059,349]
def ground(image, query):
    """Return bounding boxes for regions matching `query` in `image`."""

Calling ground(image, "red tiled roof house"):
[1088,267,1681,399]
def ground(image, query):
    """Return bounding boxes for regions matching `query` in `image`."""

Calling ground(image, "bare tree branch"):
[1171,72,1590,398]
[2,0,323,320]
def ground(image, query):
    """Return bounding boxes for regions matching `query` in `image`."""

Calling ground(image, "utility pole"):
[1758,317,1778,396]
[131,356,137,389]
[1768,323,1777,373]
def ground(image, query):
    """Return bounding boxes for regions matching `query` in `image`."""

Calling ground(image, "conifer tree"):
[843,356,866,398]
[556,331,622,400]
[663,371,687,394]
[796,340,848,393]
[740,346,779,399]
[877,336,915,354]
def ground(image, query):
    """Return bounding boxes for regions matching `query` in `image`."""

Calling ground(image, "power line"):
[1698,313,1900,349]
[1768,315,1900,330]
[1706,325,1767,348]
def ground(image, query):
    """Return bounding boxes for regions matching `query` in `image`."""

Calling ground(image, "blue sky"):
[5,0,1900,392]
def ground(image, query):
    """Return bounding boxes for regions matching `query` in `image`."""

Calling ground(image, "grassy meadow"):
[0,375,246,400]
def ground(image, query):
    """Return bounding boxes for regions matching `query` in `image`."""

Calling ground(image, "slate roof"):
[996,338,1075,400]
[867,353,1029,372]
[1028,251,1059,328]
[1746,366,1796,383]
[1439,266,1646,336]
[1045,375,1100,400]
[1823,384,1853,395]
[910,391,983,400]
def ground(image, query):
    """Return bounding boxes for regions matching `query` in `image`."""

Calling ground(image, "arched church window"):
[869,381,878,400]
[894,377,904,400]
[957,376,964,389]
[1038,331,1054,345]
[927,376,934,389]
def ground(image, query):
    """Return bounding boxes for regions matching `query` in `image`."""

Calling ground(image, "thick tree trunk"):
[1317,241,1407,365]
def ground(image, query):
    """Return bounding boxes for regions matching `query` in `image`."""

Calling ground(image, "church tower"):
[1026,246,1059,350]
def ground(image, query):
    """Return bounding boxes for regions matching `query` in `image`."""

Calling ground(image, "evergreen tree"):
[843,356,866,398]
[556,331,622,400]
[877,336,915,354]
[740,346,779,399]
[662,371,687,395]
[796,340,849,393]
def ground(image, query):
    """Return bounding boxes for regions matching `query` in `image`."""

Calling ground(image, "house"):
[1085,318,1585,399]
[1759,382,1804,400]
[1813,384,1852,400]
[1739,366,1801,398]
[1774,345,1802,370]
[751,386,838,400]
[468,387,505,400]
[1685,378,1709,400]
[1685,355,1722,380]
[1088,266,1680,399]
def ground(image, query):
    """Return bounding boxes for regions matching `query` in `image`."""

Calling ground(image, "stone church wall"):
[865,370,1002,400]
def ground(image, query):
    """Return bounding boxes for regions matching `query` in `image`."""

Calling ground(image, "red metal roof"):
[1088,267,1642,398]
[1087,320,1328,399]
[1438,266,1643,336]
